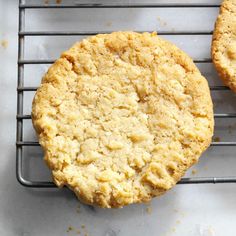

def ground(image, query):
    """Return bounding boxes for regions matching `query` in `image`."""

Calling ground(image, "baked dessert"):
[32,32,214,208]
[212,0,236,92]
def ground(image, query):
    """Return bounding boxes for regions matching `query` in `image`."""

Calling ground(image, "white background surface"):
[1,0,236,235]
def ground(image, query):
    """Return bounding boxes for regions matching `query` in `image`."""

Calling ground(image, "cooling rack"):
[16,0,236,188]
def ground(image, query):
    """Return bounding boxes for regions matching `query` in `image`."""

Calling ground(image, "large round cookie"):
[212,0,236,92]
[32,32,214,208]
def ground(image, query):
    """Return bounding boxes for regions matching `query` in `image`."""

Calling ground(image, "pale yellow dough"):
[32,32,214,208]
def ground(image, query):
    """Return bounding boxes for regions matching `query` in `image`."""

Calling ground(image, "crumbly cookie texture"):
[32,32,214,208]
[212,0,236,92]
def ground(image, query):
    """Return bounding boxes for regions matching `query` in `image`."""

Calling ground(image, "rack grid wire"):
[17,0,236,188]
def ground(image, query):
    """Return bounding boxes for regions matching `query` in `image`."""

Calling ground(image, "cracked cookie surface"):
[212,0,236,92]
[32,32,214,208]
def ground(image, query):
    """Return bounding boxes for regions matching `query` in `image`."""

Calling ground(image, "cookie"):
[32,32,214,208]
[212,0,236,92]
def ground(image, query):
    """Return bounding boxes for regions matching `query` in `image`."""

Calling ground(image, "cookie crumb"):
[66,226,74,232]
[106,21,112,27]
[76,205,81,213]
[191,169,197,175]
[228,125,233,134]
[156,16,167,27]
[44,0,49,4]
[1,40,8,49]
[180,212,186,217]
[81,225,85,229]
[208,226,215,236]
[176,220,181,224]
[213,137,220,142]
[56,0,62,3]
[76,230,81,234]
[146,206,152,214]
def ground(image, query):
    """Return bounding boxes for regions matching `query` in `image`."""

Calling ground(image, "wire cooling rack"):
[16,0,236,188]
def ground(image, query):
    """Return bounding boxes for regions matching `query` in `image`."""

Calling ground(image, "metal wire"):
[16,85,230,92]
[17,0,26,187]
[18,58,213,64]
[19,3,221,8]
[19,30,214,36]
[16,0,236,188]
